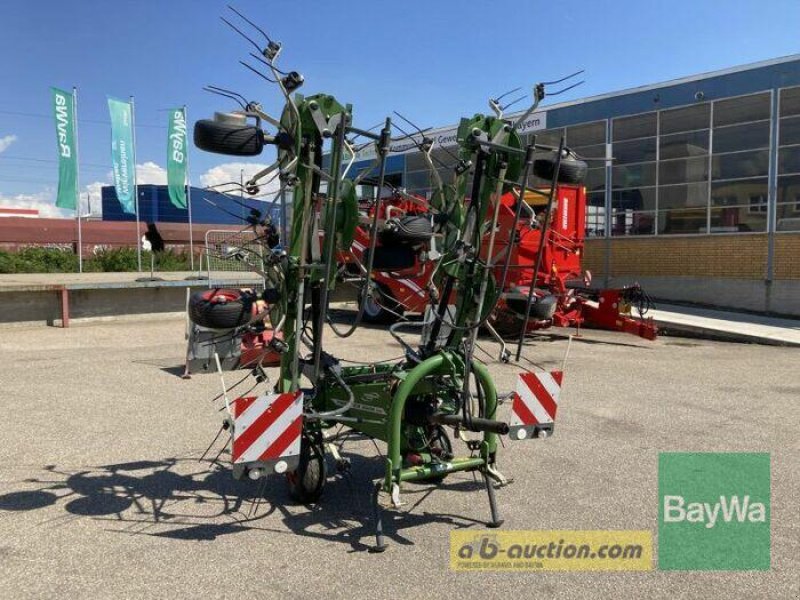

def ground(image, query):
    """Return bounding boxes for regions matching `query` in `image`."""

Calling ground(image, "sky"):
[0,0,799,217]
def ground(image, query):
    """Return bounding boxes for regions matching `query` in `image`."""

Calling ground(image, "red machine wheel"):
[188,288,252,330]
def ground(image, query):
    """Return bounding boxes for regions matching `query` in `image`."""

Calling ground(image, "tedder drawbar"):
[192,7,586,551]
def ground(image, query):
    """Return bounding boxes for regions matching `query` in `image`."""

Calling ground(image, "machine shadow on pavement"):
[0,450,485,552]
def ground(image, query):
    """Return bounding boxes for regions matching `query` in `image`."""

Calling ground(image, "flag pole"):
[184,105,195,272]
[130,95,142,272]
[73,86,83,273]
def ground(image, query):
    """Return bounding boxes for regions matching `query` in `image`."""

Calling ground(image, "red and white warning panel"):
[231,391,304,473]
[508,371,562,440]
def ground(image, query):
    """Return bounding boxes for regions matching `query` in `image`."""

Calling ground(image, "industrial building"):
[101,184,279,225]
[343,55,800,316]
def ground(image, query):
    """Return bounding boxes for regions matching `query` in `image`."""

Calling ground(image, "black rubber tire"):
[188,288,252,330]
[361,286,404,325]
[286,437,326,504]
[533,149,588,184]
[505,290,558,320]
[364,245,418,271]
[194,119,264,157]
[380,215,433,245]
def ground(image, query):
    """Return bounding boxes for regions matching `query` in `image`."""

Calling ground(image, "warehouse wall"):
[583,233,800,315]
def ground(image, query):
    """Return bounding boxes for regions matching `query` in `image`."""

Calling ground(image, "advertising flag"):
[167,107,188,209]
[107,97,136,214]
[51,87,78,210]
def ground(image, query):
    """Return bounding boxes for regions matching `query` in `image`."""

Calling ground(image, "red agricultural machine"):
[339,183,658,342]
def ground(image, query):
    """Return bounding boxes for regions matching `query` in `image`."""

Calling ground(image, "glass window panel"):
[404,171,430,190]
[612,137,657,164]
[659,156,710,185]
[776,202,800,231]
[611,187,656,211]
[713,121,770,153]
[566,121,606,147]
[431,148,456,166]
[779,86,800,118]
[584,167,606,193]
[711,150,769,180]
[571,143,607,161]
[585,193,606,238]
[586,191,606,207]
[659,182,708,209]
[658,208,708,234]
[611,210,655,236]
[405,152,428,172]
[713,93,770,127]
[436,168,455,186]
[528,128,564,147]
[779,146,800,175]
[613,112,657,141]
[613,163,657,188]
[660,130,709,159]
[659,103,711,135]
[779,116,800,147]
[711,178,768,207]
[709,205,767,233]
[777,174,800,204]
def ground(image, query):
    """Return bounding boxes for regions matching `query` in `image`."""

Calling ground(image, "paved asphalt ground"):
[0,318,797,599]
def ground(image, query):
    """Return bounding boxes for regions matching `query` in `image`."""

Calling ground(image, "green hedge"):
[0,247,193,274]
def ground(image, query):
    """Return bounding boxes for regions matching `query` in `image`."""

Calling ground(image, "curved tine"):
[389,121,437,161]
[501,95,527,112]
[392,110,429,137]
[227,4,274,44]
[206,84,250,107]
[239,61,278,84]
[203,86,246,110]
[541,69,585,86]
[203,197,247,223]
[247,51,290,77]
[393,110,460,163]
[494,85,523,103]
[220,16,263,54]
[353,139,376,153]
[392,122,452,171]
[349,121,384,141]
[204,179,244,192]
[213,185,246,196]
[388,123,430,144]
[248,52,273,70]
[547,80,585,97]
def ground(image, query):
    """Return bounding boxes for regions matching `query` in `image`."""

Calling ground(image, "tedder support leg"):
[372,483,387,553]
[483,469,504,528]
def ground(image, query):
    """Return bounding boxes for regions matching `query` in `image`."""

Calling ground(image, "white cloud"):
[0,134,17,154]
[82,181,106,216]
[199,162,281,198]
[0,179,108,218]
[0,160,285,220]
[0,189,67,218]
[136,161,167,185]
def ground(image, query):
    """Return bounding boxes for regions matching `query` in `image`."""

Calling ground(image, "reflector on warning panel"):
[508,371,562,440]
[231,391,303,471]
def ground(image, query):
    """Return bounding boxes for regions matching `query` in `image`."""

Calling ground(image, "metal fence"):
[202,229,265,289]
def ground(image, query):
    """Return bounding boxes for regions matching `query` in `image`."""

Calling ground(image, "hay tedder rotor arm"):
[189,5,575,552]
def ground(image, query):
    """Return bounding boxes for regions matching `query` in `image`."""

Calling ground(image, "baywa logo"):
[658,452,770,570]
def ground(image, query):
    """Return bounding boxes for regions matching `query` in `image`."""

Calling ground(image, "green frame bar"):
[384,352,498,491]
